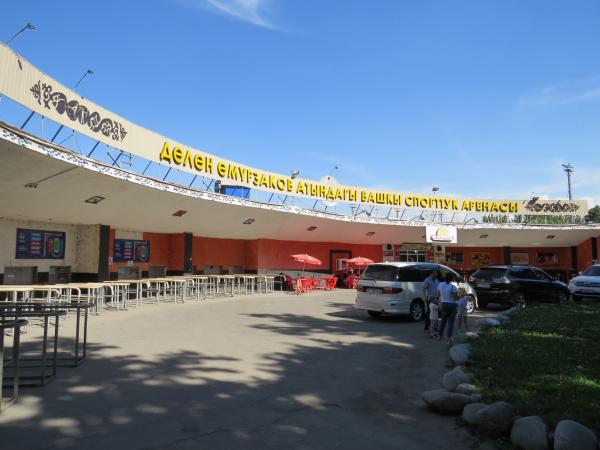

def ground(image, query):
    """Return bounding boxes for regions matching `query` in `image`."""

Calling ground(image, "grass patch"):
[470,301,600,431]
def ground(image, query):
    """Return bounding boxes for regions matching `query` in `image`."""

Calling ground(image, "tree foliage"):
[587,205,600,223]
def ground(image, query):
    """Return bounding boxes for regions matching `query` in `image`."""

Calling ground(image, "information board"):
[114,239,150,263]
[16,228,66,259]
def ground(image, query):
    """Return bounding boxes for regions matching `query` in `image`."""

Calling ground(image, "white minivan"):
[355,262,478,321]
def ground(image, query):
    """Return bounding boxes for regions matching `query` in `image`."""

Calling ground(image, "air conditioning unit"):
[382,243,393,251]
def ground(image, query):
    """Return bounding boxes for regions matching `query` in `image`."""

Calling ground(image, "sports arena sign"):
[0,44,588,216]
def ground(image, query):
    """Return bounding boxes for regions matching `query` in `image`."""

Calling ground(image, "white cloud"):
[182,0,281,30]
[518,76,600,107]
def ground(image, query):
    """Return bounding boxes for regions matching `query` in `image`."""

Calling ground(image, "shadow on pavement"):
[0,304,489,450]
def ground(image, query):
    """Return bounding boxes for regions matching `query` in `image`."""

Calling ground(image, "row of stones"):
[422,308,599,450]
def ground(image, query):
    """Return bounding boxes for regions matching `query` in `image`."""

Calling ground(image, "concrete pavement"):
[0,289,495,449]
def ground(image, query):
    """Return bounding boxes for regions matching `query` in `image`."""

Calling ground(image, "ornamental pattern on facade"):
[30,81,127,142]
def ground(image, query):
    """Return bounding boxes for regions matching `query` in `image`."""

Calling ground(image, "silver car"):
[355,262,478,321]
[569,264,600,301]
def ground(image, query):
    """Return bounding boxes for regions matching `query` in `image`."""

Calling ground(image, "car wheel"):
[513,292,527,309]
[572,294,582,302]
[367,310,382,318]
[409,300,425,322]
[557,291,568,304]
[466,295,476,314]
[478,300,488,309]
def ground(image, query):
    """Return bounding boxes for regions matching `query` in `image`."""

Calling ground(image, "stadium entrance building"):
[0,43,598,284]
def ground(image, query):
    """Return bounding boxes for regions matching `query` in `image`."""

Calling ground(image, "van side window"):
[398,268,427,282]
[362,265,399,281]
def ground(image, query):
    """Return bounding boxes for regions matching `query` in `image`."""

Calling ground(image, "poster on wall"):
[15,228,65,259]
[471,252,491,267]
[511,253,530,265]
[433,245,446,263]
[114,239,150,262]
[446,251,464,265]
[537,252,559,266]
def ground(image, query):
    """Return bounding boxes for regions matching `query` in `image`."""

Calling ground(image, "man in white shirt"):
[437,272,459,343]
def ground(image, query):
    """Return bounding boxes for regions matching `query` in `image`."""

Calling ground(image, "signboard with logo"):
[0,44,589,215]
[113,239,150,263]
[425,225,458,244]
[16,228,65,259]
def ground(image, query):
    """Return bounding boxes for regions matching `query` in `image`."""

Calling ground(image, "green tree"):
[587,205,600,223]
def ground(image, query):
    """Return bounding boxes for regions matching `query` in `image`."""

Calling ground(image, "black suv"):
[469,265,569,308]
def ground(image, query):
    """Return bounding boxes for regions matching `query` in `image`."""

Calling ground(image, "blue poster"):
[16,228,66,259]
[114,239,150,262]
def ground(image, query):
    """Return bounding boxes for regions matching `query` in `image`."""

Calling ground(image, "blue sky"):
[2,0,600,206]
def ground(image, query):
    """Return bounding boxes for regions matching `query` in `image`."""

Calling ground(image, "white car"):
[569,264,600,301]
[355,262,478,321]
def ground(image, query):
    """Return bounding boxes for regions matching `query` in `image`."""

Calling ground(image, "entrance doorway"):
[330,249,352,275]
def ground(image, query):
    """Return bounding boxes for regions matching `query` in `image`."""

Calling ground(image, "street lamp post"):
[50,69,94,142]
[432,186,440,222]
[562,164,574,200]
[5,23,35,45]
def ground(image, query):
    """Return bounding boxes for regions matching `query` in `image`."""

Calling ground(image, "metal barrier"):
[1,319,28,413]
[0,302,92,368]
[1,307,64,386]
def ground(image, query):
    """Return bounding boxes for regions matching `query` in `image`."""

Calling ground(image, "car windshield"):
[582,266,600,277]
[472,268,507,281]
[362,265,399,281]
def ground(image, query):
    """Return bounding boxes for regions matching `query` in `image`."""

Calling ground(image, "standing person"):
[437,272,459,344]
[456,287,469,332]
[422,269,439,332]
[429,296,440,339]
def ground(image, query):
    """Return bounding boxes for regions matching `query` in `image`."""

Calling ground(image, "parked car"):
[355,262,478,321]
[469,265,569,308]
[569,264,600,301]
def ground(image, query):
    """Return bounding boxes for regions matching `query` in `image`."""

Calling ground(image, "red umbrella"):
[291,254,322,265]
[346,256,374,266]
[346,256,374,277]
[291,254,322,276]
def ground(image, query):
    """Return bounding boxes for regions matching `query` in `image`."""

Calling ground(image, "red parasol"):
[291,254,322,265]
[346,256,374,277]
[346,256,374,266]
[291,254,322,276]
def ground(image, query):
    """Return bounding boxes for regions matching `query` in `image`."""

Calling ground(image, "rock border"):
[421,306,600,450]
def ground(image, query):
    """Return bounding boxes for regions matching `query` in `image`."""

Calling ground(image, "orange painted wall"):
[255,239,382,272]
[108,230,183,273]
[445,246,504,272]
[105,229,599,276]
[577,239,593,272]
[168,234,184,271]
[245,240,259,270]
[510,246,572,270]
[191,236,247,271]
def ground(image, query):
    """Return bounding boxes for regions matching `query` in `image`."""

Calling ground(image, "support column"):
[503,246,511,265]
[184,232,193,274]
[592,237,598,263]
[98,225,110,281]
[571,246,578,274]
